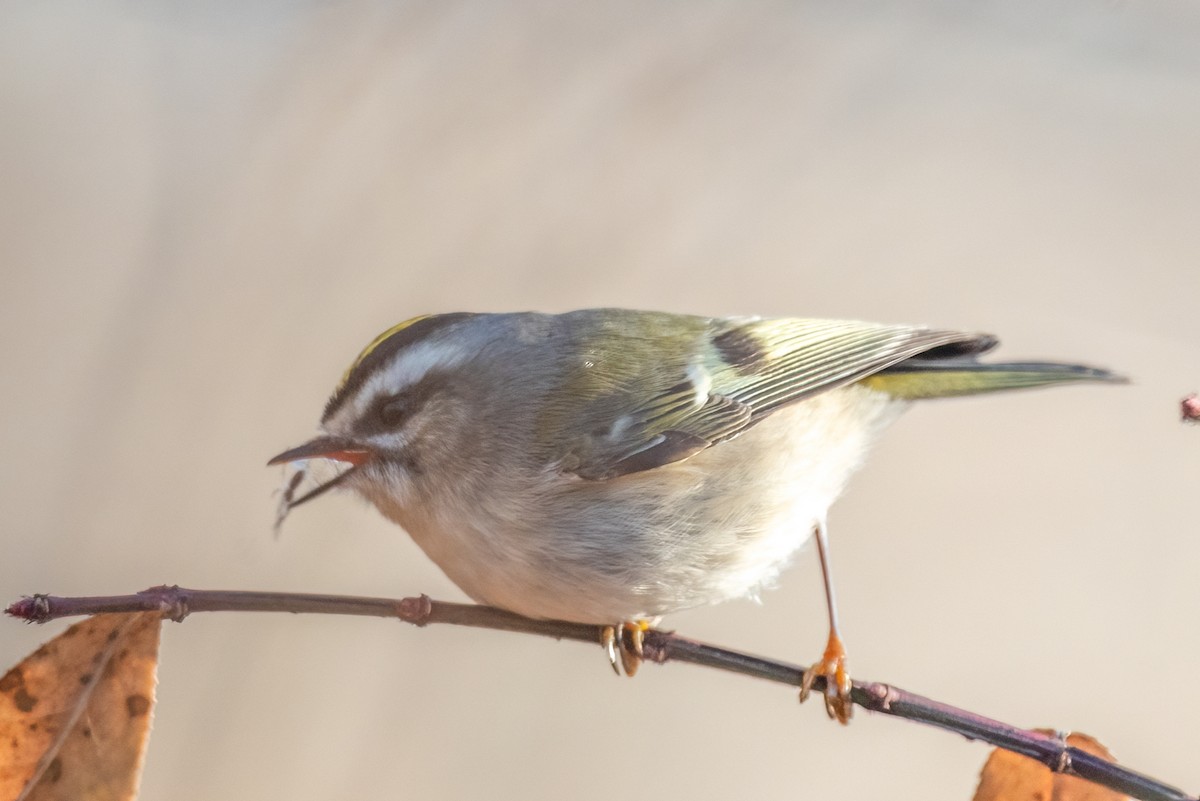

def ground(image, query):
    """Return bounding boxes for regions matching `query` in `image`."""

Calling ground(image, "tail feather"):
[861,360,1127,400]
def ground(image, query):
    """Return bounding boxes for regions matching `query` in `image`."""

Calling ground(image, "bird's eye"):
[379,395,413,428]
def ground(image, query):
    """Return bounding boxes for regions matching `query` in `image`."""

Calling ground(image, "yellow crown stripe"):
[338,314,433,389]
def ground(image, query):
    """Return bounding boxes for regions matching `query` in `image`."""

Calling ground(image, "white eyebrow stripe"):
[327,340,470,431]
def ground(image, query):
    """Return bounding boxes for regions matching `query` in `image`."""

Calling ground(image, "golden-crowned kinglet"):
[269,309,1123,722]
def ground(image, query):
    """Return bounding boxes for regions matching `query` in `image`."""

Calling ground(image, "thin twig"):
[6,585,1194,801]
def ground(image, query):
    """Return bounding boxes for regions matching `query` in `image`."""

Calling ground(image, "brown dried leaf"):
[972,731,1127,801]
[0,613,161,801]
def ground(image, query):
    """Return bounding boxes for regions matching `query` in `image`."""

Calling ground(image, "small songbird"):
[269,309,1123,722]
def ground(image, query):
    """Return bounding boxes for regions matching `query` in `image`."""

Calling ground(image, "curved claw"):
[599,621,650,677]
[600,625,621,675]
[799,634,853,724]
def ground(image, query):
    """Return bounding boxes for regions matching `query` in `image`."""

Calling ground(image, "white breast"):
[368,384,907,625]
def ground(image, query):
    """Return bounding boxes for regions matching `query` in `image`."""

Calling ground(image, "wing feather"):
[556,315,986,480]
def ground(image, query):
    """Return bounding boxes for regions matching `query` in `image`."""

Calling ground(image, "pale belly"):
[371,385,906,624]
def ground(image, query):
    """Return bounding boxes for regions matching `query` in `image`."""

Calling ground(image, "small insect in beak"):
[269,438,373,533]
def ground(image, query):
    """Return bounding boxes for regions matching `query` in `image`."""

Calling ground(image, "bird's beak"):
[267,436,373,467]
[268,436,372,524]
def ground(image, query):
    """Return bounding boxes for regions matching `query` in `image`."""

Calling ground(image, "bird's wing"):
[554,317,989,480]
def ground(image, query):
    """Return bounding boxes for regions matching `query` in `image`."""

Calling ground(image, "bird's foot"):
[599,620,650,677]
[799,633,853,724]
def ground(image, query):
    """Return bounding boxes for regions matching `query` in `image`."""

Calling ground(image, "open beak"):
[267,436,373,467]
[268,437,373,521]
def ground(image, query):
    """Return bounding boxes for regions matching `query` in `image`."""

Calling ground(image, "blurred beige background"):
[2,2,1198,799]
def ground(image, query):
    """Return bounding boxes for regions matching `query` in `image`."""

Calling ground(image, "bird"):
[269,309,1123,723]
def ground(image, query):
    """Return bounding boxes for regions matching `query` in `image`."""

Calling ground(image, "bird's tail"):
[861,360,1127,400]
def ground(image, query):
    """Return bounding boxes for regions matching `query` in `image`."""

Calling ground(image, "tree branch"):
[6,585,1194,801]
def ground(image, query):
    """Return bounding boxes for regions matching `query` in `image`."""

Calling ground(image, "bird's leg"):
[798,517,854,724]
[599,620,650,677]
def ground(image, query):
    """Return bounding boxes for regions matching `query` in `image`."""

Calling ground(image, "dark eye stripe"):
[352,371,449,435]
[322,313,476,422]
[379,396,414,427]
